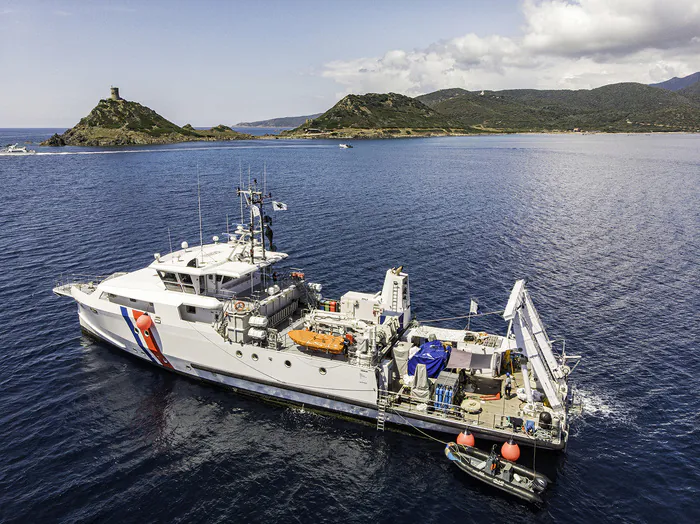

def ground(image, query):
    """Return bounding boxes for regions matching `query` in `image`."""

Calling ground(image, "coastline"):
[7,128,698,148]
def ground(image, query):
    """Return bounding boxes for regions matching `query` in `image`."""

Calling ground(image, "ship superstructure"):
[54,179,579,450]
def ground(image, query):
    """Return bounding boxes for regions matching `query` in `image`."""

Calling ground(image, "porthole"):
[235,350,242,358]
[134,327,140,334]
[284,360,292,368]
[319,367,327,375]
[252,353,259,361]
[144,331,150,337]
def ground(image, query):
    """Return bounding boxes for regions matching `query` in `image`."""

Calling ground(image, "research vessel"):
[54,180,580,450]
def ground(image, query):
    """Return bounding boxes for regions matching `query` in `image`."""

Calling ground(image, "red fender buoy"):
[136,314,153,331]
[456,429,475,447]
[501,438,520,461]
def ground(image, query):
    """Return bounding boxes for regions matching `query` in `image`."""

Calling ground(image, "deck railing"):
[378,388,563,444]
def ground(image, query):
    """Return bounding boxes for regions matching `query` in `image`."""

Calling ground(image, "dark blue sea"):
[1,129,698,523]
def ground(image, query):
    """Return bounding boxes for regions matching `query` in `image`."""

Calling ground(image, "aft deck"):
[382,369,565,446]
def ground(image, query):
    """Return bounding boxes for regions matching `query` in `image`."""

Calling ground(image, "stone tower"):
[110,87,121,101]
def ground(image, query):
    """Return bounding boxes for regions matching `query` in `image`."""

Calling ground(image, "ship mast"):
[236,178,272,262]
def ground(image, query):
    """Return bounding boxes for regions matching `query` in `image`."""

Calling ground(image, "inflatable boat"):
[444,442,549,503]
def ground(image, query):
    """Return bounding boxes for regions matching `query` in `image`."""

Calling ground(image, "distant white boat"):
[0,144,36,156]
[339,143,353,149]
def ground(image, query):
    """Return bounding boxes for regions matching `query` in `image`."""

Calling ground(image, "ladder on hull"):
[376,394,388,431]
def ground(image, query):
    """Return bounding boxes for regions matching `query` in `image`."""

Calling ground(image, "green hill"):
[417,83,700,132]
[678,81,700,103]
[43,95,254,146]
[282,92,469,138]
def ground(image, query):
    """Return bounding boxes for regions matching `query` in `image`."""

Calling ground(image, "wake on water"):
[569,386,635,436]
[27,143,332,156]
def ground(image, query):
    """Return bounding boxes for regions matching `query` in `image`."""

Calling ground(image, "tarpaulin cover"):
[407,340,451,378]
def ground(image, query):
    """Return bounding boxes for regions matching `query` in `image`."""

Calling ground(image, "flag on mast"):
[469,299,479,315]
[272,201,288,211]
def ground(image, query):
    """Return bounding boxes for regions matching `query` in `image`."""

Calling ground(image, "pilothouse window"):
[158,271,178,283]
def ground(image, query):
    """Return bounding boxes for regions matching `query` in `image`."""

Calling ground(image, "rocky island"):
[280,93,471,139]
[42,88,253,146]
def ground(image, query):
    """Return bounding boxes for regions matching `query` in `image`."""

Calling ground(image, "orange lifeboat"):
[288,330,346,354]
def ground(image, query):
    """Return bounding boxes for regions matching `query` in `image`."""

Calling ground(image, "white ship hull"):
[72,288,568,450]
[55,181,577,452]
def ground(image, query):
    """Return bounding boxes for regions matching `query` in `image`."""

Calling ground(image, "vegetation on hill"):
[417,83,700,132]
[236,113,323,127]
[282,93,469,138]
[42,98,254,146]
[678,81,700,103]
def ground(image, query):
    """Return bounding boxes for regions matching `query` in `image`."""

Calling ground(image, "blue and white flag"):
[272,201,288,211]
[469,299,479,315]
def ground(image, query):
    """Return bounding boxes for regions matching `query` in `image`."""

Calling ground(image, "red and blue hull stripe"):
[120,306,173,369]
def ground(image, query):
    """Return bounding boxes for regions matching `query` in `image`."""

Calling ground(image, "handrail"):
[54,273,114,289]
[377,388,563,444]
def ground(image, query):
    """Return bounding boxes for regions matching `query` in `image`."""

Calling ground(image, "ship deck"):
[385,369,562,445]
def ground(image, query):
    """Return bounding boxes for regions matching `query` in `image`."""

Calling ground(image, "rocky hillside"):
[43,96,253,146]
[281,93,468,138]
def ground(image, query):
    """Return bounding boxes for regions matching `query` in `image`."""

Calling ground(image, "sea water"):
[0,130,698,523]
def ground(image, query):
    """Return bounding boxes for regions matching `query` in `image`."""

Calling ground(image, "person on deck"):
[504,372,512,399]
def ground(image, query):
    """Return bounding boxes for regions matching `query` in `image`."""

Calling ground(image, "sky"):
[1,0,699,127]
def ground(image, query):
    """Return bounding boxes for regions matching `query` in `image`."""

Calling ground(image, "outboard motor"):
[532,476,548,493]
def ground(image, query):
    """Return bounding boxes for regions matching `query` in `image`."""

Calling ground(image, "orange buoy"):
[456,429,475,447]
[136,314,153,331]
[501,438,520,461]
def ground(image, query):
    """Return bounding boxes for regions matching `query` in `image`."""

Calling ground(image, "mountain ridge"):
[236,113,323,128]
[414,82,700,132]
[649,72,700,91]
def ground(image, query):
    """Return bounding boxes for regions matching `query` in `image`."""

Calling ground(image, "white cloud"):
[322,0,700,96]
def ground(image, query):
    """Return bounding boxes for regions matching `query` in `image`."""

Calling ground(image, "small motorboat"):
[444,442,549,503]
[288,329,346,354]
[0,144,36,155]
[339,143,353,149]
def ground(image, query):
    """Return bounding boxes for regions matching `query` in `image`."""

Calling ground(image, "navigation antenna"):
[239,160,243,226]
[197,165,204,261]
[167,227,173,255]
[236,176,272,263]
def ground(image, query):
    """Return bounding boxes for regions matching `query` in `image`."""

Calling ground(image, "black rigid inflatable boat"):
[444,442,549,503]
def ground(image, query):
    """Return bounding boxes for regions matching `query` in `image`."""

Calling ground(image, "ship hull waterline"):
[78,320,566,451]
